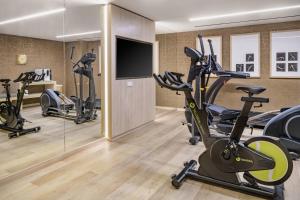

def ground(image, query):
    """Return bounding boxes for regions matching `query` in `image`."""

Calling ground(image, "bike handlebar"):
[153,73,192,92]
[35,73,45,82]
[165,71,184,85]
[13,72,45,83]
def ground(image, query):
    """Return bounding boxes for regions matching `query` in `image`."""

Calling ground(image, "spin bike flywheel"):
[245,137,293,185]
[210,137,293,186]
[0,102,19,128]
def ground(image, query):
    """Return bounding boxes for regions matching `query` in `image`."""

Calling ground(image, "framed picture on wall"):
[276,63,286,72]
[196,36,222,65]
[246,53,254,62]
[288,63,297,72]
[276,52,286,61]
[246,64,255,72]
[271,30,300,78]
[288,52,298,61]
[230,33,260,77]
[236,64,244,72]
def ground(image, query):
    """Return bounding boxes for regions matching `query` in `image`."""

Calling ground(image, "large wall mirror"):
[0,0,103,180]
[62,1,103,151]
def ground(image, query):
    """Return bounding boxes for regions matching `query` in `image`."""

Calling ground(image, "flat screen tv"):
[116,36,153,79]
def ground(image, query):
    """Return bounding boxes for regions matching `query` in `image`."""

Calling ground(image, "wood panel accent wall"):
[0,34,64,93]
[108,5,155,138]
[156,21,300,112]
[64,41,101,98]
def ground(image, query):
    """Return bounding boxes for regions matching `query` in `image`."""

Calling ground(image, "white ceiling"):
[112,0,300,34]
[0,0,299,41]
[0,0,105,41]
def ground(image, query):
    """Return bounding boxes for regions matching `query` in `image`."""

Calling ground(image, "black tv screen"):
[116,37,153,79]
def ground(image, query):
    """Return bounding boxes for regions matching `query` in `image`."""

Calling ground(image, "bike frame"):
[184,67,257,148]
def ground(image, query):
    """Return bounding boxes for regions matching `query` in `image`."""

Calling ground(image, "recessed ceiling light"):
[189,4,300,21]
[56,30,102,38]
[0,8,66,25]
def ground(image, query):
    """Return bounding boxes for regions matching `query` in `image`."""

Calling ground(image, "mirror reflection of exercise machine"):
[40,47,98,124]
[0,72,44,138]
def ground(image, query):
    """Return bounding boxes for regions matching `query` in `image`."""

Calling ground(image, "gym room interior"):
[0,0,299,200]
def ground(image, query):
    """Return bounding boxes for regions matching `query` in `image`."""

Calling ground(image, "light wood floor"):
[0,108,299,200]
[0,106,101,179]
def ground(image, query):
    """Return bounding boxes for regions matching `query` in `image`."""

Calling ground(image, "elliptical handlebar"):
[70,46,75,60]
[72,49,96,70]
[207,39,215,58]
[198,34,205,56]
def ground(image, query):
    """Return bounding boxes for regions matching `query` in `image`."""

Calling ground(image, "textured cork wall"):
[0,34,65,94]
[0,34,101,99]
[156,20,300,112]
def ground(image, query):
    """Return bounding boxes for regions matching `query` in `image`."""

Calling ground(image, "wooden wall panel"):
[109,5,155,137]
[156,21,300,112]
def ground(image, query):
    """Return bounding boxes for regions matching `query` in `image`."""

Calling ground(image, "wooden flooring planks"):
[0,108,299,200]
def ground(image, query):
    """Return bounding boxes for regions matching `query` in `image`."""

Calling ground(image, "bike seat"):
[236,86,266,95]
[0,79,11,83]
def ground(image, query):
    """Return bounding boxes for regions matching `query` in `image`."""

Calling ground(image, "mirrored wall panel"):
[0,0,66,179]
[62,2,103,151]
[0,0,104,179]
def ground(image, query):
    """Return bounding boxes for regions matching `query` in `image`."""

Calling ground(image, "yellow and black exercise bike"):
[153,47,293,199]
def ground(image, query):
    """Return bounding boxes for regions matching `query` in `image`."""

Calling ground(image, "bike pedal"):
[243,172,258,187]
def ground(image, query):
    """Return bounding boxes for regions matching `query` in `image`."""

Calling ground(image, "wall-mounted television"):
[116,36,153,79]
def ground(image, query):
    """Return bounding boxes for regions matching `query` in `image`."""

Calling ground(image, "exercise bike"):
[0,72,43,138]
[182,35,252,145]
[40,47,98,124]
[153,51,293,199]
[185,35,300,158]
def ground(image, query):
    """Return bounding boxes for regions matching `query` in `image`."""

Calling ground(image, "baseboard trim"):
[111,120,155,141]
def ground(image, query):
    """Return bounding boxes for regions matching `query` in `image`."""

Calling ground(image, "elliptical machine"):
[40,47,97,124]
[71,47,97,124]
[153,50,293,199]
[0,72,43,138]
